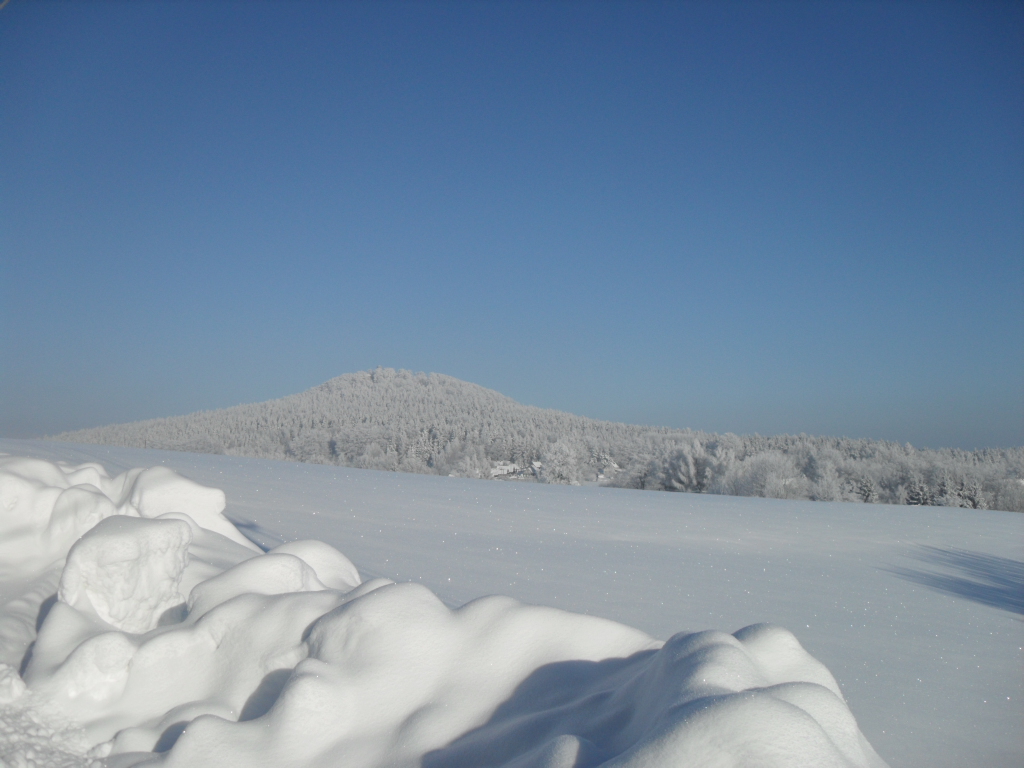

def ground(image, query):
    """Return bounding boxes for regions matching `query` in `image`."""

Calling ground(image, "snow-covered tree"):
[540,440,583,485]
[905,476,929,506]
[855,476,879,504]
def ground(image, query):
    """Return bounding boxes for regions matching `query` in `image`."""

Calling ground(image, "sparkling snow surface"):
[1,440,1021,768]
[0,454,885,768]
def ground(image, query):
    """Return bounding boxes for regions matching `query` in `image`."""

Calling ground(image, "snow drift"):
[0,455,888,767]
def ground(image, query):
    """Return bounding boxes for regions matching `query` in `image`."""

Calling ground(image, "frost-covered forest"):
[54,368,1024,512]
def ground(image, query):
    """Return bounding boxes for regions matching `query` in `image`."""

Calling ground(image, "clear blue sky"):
[1,1,1021,449]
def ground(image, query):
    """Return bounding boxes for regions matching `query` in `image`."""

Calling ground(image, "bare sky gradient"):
[1,1,1021,449]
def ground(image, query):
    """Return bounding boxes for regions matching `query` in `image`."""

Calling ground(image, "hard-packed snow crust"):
[0,455,888,768]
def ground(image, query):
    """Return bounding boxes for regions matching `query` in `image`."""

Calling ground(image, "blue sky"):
[1,1,1021,449]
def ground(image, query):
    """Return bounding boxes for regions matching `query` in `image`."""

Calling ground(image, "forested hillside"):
[54,368,1024,511]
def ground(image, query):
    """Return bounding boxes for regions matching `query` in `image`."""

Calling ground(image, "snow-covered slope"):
[50,368,1024,511]
[1,439,1021,767]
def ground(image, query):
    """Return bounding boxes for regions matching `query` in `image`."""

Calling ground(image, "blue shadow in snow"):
[889,546,1024,616]
[421,651,658,768]
[224,514,282,552]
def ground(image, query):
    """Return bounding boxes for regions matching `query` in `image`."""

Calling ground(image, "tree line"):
[54,368,1024,512]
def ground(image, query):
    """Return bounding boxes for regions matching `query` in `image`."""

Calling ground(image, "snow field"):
[0,454,888,767]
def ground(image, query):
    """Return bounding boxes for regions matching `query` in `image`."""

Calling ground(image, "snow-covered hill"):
[1,439,1021,767]
[51,368,1024,511]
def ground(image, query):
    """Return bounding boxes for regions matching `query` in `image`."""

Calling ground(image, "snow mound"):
[0,456,888,767]
[59,516,192,634]
[0,456,257,580]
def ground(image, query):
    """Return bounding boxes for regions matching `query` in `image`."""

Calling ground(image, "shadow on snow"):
[224,514,282,552]
[888,546,1024,616]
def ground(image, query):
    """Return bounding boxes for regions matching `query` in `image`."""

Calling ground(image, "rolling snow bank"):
[0,455,888,768]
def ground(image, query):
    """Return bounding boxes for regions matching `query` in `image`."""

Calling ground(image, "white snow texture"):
[0,455,888,768]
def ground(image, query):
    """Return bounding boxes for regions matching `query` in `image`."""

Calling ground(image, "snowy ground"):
[0,439,1021,767]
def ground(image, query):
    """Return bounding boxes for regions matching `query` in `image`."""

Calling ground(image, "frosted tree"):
[809,461,844,502]
[959,478,987,510]
[855,476,879,504]
[540,440,583,485]
[904,476,929,506]
[711,451,807,500]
